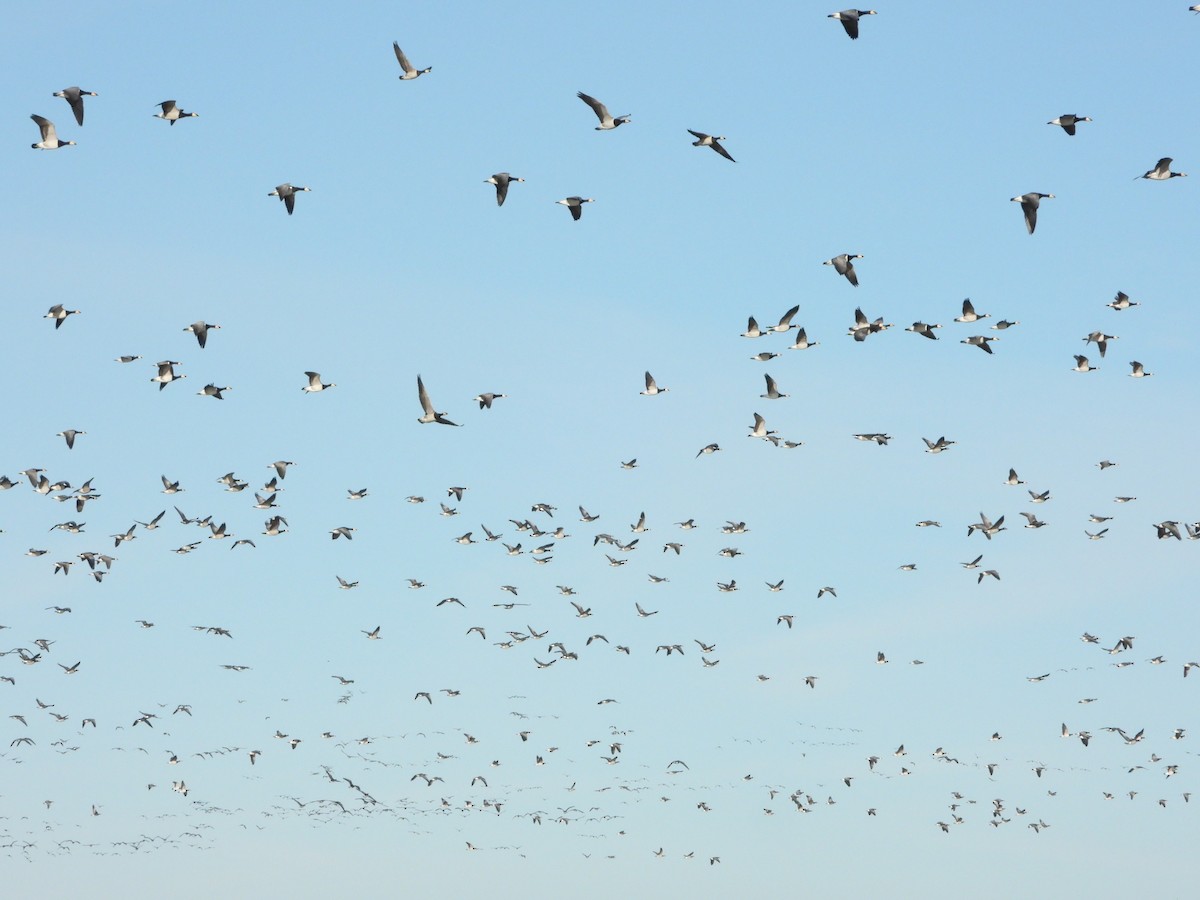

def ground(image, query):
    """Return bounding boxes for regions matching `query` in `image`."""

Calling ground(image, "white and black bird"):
[687,130,734,162]
[962,335,998,354]
[473,392,507,409]
[576,92,629,129]
[954,299,990,323]
[1047,114,1090,136]
[1107,292,1139,312]
[151,361,185,391]
[269,183,311,215]
[556,196,594,221]
[30,115,75,150]
[761,374,789,399]
[56,429,86,450]
[393,42,431,79]
[54,87,97,126]
[640,372,668,396]
[185,321,220,349]
[417,375,459,425]
[824,253,863,286]
[302,371,335,393]
[1011,192,1054,234]
[1136,157,1186,180]
[197,383,230,400]
[485,173,523,206]
[154,100,198,125]
[828,9,877,40]
[906,322,941,340]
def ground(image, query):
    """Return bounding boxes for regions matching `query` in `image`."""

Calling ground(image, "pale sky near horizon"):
[2,2,1198,896]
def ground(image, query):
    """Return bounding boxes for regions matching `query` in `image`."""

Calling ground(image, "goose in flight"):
[695,443,720,457]
[760,374,788,399]
[269,183,311,215]
[362,626,381,639]
[969,511,1006,540]
[922,436,956,454]
[824,253,863,286]
[687,130,735,162]
[854,433,890,445]
[961,335,998,354]
[54,87,97,126]
[393,42,431,79]
[906,322,941,340]
[788,327,819,350]
[1136,157,1186,180]
[1128,360,1152,377]
[1083,331,1117,358]
[1071,355,1097,373]
[1011,193,1054,234]
[1047,114,1090,136]
[848,307,891,341]
[556,196,594,220]
[829,9,877,39]
[954,298,990,323]
[640,371,668,395]
[768,304,800,334]
[151,360,185,390]
[485,173,523,206]
[748,413,775,440]
[302,371,335,393]
[577,92,629,129]
[30,115,75,149]
[154,100,198,125]
[197,383,230,399]
[473,392,506,409]
[45,304,81,329]
[185,321,220,348]
[56,429,85,450]
[1107,291,1139,311]
[416,375,459,425]
[741,316,765,338]
[1004,468,1024,486]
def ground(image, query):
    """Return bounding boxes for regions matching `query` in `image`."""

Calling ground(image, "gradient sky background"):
[3,2,1198,896]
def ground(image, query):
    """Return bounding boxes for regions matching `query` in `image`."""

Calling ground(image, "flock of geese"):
[4,7,1198,889]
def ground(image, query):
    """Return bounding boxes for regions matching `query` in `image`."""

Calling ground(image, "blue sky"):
[2,1,1198,895]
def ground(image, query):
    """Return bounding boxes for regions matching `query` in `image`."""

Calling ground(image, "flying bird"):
[30,115,75,149]
[485,173,523,206]
[54,87,97,126]
[1011,193,1054,234]
[824,254,863,286]
[687,130,735,162]
[185,321,220,348]
[302,371,335,393]
[556,196,594,221]
[576,92,629,129]
[417,375,459,425]
[154,100,198,125]
[640,372,668,396]
[269,183,311,215]
[1136,157,1186,180]
[393,42,432,79]
[1047,114,1090,136]
[828,9,877,40]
